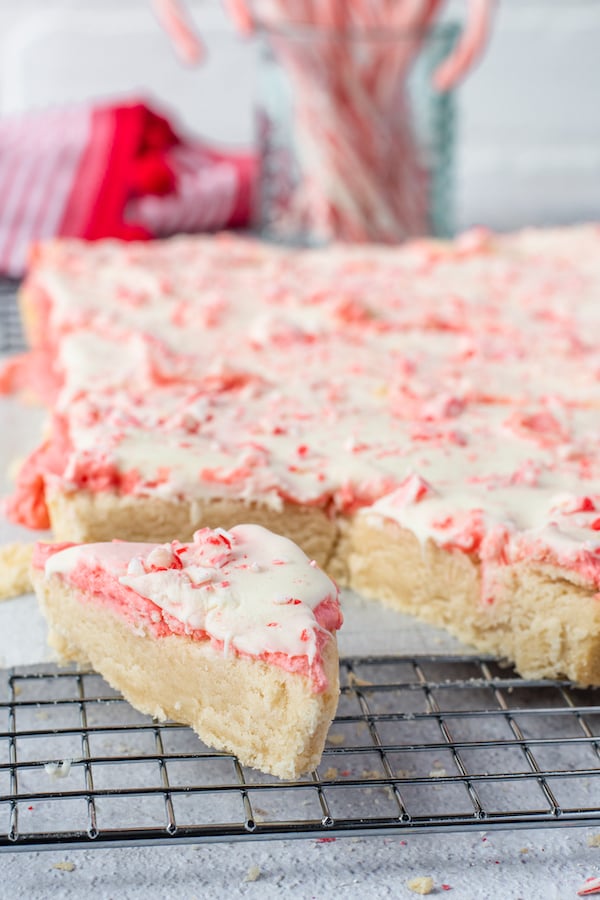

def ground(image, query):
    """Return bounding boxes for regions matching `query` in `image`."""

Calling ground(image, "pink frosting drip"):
[5,416,71,529]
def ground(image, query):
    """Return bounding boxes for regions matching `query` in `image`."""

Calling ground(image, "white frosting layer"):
[368,481,600,554]
[45,524,341,665]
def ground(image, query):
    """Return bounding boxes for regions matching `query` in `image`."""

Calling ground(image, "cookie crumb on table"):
[52,861,75,872]
[243,865,261,883]
[407,876,435,895]
[6,456,24,483]
[0,542,33,600]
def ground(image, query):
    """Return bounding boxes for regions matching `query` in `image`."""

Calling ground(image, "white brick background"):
[457,0,600,229]
[0,0,598,232]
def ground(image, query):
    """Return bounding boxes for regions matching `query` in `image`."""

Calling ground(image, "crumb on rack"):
[326,733,345,745]
[407,876,435,895]
[44,759,73,779]
[346,671,373,687]
[0,542,33,600]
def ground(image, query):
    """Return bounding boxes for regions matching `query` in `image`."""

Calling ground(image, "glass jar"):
[256,23,459,246]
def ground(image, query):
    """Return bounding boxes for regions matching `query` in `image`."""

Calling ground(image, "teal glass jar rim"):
[254,20,460,45]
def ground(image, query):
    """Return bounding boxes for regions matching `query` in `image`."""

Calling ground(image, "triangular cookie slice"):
[31,524,342,779]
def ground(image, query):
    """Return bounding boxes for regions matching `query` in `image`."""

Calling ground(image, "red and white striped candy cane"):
[153,0,495,242]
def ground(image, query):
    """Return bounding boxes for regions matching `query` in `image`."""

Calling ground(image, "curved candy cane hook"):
[433,0,495,91]
[153,0,204,64]
[153,0,494,90]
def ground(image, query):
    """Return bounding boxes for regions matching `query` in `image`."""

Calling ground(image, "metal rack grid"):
[0,280,24,353]
[1,654,600,852]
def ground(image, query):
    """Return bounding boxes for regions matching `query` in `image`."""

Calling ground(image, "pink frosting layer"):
[34,525,343,693]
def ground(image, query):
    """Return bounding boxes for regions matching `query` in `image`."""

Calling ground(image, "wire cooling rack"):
[0,280,23,354]
[1,654,600,852]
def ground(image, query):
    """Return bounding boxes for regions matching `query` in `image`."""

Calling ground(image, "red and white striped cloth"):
[0,99,256,277]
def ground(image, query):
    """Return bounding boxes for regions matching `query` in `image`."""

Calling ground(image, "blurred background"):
[0,0,598,234]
